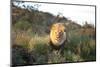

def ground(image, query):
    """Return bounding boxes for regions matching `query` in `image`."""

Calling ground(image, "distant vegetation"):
[11,1,96,66]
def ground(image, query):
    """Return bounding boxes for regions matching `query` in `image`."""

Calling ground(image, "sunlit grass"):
[12,21,96,65]
[12,28,96,65]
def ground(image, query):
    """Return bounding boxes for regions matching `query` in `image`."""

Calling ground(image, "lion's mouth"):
[56,35,60,38]
[55,35,62,41]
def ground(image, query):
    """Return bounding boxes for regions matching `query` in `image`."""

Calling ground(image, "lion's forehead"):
[51,24,65,31]
[50,23,66,37]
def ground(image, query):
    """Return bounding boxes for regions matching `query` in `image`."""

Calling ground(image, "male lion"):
[49,23,67,54]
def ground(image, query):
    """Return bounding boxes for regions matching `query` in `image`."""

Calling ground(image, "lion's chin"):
[51,38,65,46]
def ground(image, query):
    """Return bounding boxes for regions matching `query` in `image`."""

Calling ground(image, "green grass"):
[12,23,96,65]
[14,20,32,31]
[12,30,96,65]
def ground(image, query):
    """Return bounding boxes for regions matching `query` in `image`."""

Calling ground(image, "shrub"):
[14,20,32,31]
[28,35,49,64]
[67,29,96,61]
[13,31,31,49]
[48,51,66,63]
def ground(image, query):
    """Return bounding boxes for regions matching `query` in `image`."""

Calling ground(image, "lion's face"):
[50,23,66,46]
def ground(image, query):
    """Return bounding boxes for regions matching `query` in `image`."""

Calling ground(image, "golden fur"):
[50,23,66,46]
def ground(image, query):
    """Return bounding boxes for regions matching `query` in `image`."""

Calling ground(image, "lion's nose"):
[56,35,60,38]
[57,32,62,38]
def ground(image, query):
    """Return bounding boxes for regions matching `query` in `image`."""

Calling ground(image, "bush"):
[14,20,32,31]
[68,30,96,61]
[13,31,31,49]
[28,35,49,64]
[48,51,66,63]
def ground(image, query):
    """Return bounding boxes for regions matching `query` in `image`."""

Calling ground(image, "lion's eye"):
[60,32,63,35]
[54,31,57,34]
[64,29,66,32]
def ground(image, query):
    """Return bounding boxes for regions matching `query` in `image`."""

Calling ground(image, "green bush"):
[14,20,32,31]
[68,30,96,61]
[48,51,66,63]
[28,35,49,64]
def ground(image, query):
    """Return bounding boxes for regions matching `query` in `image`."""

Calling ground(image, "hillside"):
[12,3,82,35]
[11,2,96,66]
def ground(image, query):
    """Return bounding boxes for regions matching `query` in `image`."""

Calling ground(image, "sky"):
[14,1,95,26]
